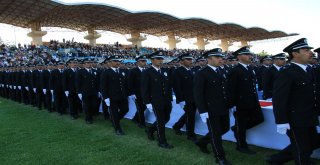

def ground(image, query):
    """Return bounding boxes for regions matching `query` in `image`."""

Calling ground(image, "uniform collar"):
[239,62,248,69]
[111,67,119,72]
[152,65,160,71]
[273,64,281,71]
[207,64,218,72]
[138,66,144,71]
[291,62,307,72]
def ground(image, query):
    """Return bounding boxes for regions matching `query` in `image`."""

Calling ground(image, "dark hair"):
[288,49,300,60]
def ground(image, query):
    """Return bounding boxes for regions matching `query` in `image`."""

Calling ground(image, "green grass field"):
[0,97,313,165]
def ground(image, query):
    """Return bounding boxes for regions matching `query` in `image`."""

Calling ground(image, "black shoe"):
[104,115,109,120]
[132,118,138,124]
[216,159,232,165]
[158,143,174,149]
[172,125,183,135]
[231,126,238,140]
[236,147,256,155]
[195,140,210,154]
[264,156,283,165]
[138,124,146,128]
[71,115,78,120]
[187,135,197,142]
[86,120,93,124]
[115,130,125,136]
[145,129,154,141]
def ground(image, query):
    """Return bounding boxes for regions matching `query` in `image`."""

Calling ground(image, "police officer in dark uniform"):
[256,56,273,91]
[50,62,66,115]
[262,53,286,100]
[313,47,320,67]
[171,53,197,141]
[128,55,148,128]
[98,57,110,120]
[227,46,264,154]
[141,51,174,149]
[194,48,232,165]
[63,59,81,119]
[100,55,129,135]
[20,65,29,105]
[42,63,53,112]
[193,56,207,71]
[15,66,23,103]
[25,65,35,106]
[76,59,99,124]
[34,64,46,110]
[272,38,319,165]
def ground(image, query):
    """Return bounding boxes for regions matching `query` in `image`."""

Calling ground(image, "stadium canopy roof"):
[0,0,297,42]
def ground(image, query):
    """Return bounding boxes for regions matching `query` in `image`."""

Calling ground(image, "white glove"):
[200,112,209,123]
[43,89,47,94]
[276,123,290,135]
[13,86,16,89]
[98,92,102,98]
[65,91,69,97]
[179,101,186,109]
[78,94,82,101]
[50,90,53,95]
[129,95,137,100]
[33,88,36,93]
[104,98,110,106]
[230,106,236,113]
[18,86,21,90]
[9,85,12,89]
[1,84,4,87]
[146,104,153,113]
[25,87,29,91]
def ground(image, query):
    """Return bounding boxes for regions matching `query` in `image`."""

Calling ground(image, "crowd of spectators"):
[0,39,258,67]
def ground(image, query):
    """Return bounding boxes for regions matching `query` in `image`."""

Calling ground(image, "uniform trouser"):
[68,93,80,117]
[132,96,147,126]
[28,89,35,106]
[5,87,10,98]
[149,101,172,144]
[199,114,230,160]
[36,89,45,109]
[94,96,100,115]
[233,108,264,149]
[0,87,4,97]
[268,132,320,164]
[21,88,29,104]
[109,99,129,131]
[10,88,15,101]
[45,91,53,112]
[82,95,98,122]
[102,100,110,119]
[173,102,196,137]
[54,91,66,114]
[286,126,318,165]
[15,89,21,103]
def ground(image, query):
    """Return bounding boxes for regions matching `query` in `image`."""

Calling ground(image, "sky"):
[0,0,319,54]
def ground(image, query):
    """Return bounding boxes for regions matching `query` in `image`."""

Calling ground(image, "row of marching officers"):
[0,46,267,165]
[0,47,256,165]
[1,38,320,165]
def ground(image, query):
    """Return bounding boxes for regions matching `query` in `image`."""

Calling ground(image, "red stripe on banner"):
[259,100,273,107]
